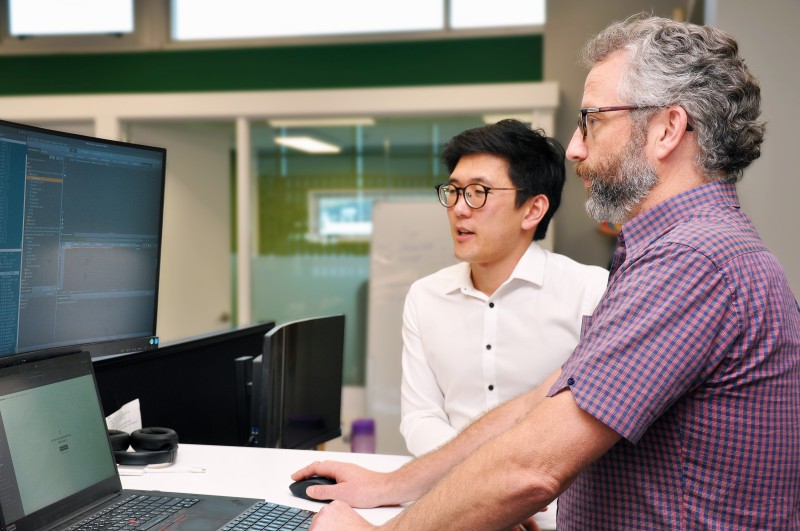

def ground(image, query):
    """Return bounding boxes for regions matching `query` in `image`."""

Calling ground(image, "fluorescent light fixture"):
[269,117,375,128]
[275,136,341,154]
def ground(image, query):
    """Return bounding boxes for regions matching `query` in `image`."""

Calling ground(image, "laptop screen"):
[0,351,120,530]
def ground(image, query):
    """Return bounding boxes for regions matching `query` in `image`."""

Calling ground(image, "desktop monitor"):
[93,321,275,446]
[250,314,345,449]
[0,120,165,358]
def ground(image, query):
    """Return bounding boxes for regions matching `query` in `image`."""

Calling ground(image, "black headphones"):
[108,427,179,466]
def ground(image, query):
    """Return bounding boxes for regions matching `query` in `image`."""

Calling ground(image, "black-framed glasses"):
[434,183,523,209]
[577,105,693,139]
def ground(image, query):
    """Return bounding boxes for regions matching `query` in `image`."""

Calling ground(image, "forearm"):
[382,384,620,530]
[385,406,559,529]
[295,371,561,509]
[391,371,558,502]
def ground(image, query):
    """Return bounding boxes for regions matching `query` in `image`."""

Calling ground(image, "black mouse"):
[289,475,336,503]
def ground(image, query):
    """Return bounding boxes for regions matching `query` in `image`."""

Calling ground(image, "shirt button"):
[489,302,495,308]
[488,385,494,391]
[567,377,575,386]
[486,344,492,350]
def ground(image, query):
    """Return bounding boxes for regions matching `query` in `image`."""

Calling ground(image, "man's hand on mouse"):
[292,460,405,508]
[295,462,546,530]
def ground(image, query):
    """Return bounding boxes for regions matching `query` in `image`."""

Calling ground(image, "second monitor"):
[250,314,345,449]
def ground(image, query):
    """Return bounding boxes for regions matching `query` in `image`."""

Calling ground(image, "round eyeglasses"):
[434,183,524,209]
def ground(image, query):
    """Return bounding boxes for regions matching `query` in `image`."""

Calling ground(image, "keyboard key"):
[220,501,315,531]
[66,494,203,530]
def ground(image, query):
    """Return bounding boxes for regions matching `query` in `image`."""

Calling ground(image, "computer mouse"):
[289,476,336,503]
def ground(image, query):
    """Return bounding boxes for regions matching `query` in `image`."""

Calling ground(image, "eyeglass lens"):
[437,184,488,209]
[578,109,587,138]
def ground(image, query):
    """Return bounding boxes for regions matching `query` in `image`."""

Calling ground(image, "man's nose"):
[452,191,472,215]
[566,127,587,162]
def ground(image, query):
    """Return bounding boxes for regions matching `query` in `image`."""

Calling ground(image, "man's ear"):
[522,194,549,232]
[653,106,692,161]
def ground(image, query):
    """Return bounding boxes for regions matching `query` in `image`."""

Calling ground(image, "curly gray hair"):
[582,13,764,183]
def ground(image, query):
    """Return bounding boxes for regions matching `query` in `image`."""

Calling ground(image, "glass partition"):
[249,115,489,385]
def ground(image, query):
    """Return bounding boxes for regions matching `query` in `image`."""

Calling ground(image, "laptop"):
[0,349,312,530]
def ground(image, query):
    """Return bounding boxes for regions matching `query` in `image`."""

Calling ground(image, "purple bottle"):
[350,418,376,453]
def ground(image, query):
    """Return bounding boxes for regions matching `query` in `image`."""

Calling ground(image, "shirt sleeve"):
[399,287,459,456]
[549,240,738,443]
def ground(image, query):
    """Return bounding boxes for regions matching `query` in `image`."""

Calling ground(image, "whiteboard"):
[365,200,457,455]
[364,200,555,454]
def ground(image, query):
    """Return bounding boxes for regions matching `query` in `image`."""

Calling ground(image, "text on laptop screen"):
[0,351,119,526]
[0,120,165,358]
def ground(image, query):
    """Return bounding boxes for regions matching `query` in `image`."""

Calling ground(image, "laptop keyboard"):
[220,501,316,530]
[65,494,200,530]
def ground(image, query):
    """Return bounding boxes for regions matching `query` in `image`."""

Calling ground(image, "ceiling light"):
[274,136,341,154]
[268,117,375,128]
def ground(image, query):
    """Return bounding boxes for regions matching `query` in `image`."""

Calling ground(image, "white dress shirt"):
[400,242,608,455]
[399,243,607,530]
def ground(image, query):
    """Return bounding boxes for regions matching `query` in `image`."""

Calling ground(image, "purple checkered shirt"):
[550,182,800,529]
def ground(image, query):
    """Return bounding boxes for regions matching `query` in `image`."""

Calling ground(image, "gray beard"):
[585,164,658,224]
[584,137,659,225]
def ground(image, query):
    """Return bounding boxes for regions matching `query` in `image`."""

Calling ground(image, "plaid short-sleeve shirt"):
[551,182,800,529]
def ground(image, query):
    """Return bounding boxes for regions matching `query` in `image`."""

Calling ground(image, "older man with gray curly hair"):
[294,13,800,530]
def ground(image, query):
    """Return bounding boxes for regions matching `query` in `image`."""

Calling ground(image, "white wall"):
[710,0,800,295]
[127,122,234,342]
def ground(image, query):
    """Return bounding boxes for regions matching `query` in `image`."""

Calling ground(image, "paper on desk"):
[106,399,143,432]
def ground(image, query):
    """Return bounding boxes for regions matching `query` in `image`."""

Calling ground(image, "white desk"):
[119,444,411,526]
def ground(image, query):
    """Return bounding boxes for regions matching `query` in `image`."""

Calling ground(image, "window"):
[450,0,545,29]
[308,189,430,242]
[172,0,443,41]
[8,0,134,37]
[171,0,545,41]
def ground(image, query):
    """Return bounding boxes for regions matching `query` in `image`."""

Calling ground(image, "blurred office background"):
[1,0,796,453]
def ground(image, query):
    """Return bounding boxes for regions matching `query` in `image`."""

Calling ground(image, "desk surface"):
[119,444,411,525]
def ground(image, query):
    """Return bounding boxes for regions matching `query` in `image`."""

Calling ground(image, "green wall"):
[0,34,542,95]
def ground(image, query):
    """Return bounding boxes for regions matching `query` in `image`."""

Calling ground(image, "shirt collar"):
[619,181,740,259]
[442,241,546,295]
